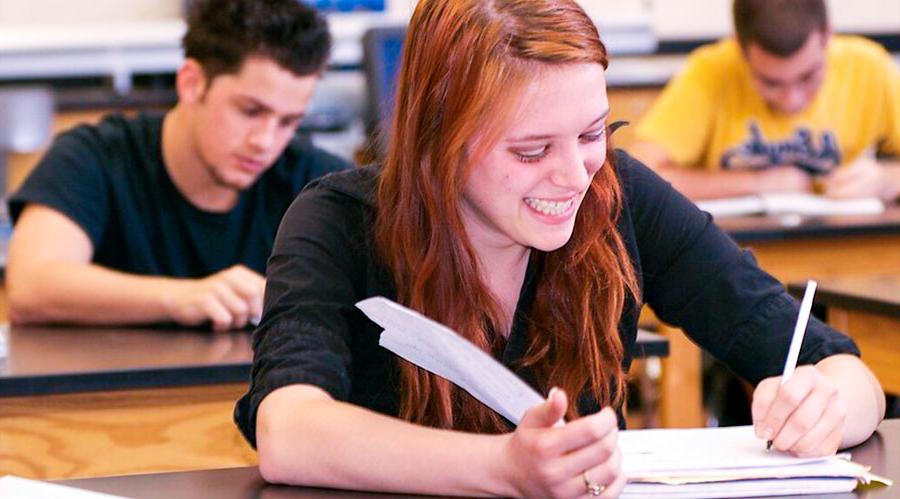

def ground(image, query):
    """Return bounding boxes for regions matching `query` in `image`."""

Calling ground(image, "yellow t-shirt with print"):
[635,36,900,174]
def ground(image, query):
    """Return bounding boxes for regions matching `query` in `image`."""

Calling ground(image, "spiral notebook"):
[356,296,892,498]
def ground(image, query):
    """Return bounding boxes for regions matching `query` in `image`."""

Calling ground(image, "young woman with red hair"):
[236,1,884,497]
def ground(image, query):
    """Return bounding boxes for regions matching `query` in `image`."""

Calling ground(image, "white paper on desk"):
[0,476,129,499]
[0,324,7,359]
[696,193,884,218]
[616,426,887,498]
[619,426,892,499]
[621,477,859,499]
[619,425,850,474]
[762,193,884,216]
[356,296,544,424]
[695,195,766,217]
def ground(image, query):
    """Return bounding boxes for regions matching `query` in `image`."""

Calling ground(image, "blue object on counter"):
[302,0,385,12]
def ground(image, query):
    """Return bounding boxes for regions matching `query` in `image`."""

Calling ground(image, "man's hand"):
[165,265,265,331]
[822,156,891,200]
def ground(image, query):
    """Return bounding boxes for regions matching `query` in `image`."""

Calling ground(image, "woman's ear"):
[175,58,209,105]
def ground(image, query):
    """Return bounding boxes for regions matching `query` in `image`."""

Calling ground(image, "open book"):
[695,193,885,218]
[356,297,892,498]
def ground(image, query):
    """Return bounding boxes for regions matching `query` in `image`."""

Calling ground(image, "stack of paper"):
[356,297,892,497]
[696,193,885,218]
[619,426,887,498]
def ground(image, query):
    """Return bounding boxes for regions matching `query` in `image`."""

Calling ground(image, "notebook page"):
[620,425,849,474]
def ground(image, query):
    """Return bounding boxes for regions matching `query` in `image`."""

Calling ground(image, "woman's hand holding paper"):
[499,388,625,498]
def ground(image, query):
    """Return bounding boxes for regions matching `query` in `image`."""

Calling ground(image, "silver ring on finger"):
[582,470,605,497]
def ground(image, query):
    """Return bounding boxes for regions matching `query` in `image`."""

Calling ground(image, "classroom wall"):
[2,0,897,38]
[651,0,900,40]
[0,0,414,24]
[0,0,182,24]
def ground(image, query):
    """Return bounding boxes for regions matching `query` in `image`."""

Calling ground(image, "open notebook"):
[356,297,892,498]
[695,193,884,218]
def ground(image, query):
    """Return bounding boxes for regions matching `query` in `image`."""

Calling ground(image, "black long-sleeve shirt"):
[234,151,859,447]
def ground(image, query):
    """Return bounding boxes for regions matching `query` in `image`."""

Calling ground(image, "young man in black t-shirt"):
[7,0,351,330]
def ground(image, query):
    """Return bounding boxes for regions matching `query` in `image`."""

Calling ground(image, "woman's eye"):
[580,130,606,143]
[514,146,549,163]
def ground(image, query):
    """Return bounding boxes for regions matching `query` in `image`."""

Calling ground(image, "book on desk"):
[357,296,892,498]
[696,193,885,219]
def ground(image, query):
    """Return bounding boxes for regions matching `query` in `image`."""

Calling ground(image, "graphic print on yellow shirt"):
[636,36,900,172]
[721,122,841,176]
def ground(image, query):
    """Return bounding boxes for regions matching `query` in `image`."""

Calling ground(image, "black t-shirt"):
[9,112,351,277]
[234,151,860,447]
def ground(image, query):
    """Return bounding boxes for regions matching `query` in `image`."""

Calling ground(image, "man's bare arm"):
[629,141,813,200]
[7,204,264,329]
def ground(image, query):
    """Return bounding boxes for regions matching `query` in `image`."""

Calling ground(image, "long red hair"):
[375,0,639,432]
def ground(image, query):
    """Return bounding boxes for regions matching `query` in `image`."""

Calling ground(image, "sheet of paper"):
[619,425,849,474]
[0,476,128,499]
[357,296,544,424]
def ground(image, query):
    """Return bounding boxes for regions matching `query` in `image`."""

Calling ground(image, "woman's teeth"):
[524,197,575,216]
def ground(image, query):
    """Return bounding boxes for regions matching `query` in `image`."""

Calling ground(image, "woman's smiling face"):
[460,62,610,253]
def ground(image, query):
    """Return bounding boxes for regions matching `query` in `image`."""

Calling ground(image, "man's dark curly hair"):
[183,0,331,82]
[733,0,828,57]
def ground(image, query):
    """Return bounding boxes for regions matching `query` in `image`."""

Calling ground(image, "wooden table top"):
[0,325,252,396]
[0,324,668,397]
[717,206,900,243]
[789,275,900,318]
[59,418,900,498]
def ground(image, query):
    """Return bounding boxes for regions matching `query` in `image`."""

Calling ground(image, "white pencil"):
[767,279,818,451]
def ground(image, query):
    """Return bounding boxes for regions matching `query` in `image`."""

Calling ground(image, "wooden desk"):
[59,418,900,498]
[789,275,900,395]
[0,326,257,480]
[0,325,667,480]
[655,208,900,428]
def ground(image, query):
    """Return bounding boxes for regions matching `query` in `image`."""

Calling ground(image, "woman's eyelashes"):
[580,128,606,144]
[511,129,606,164]
[514,145,550,163]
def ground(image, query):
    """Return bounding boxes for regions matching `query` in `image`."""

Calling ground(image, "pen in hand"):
[767,280,818,452]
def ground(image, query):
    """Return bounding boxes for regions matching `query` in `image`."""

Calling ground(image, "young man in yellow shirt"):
[633,0,900,202]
